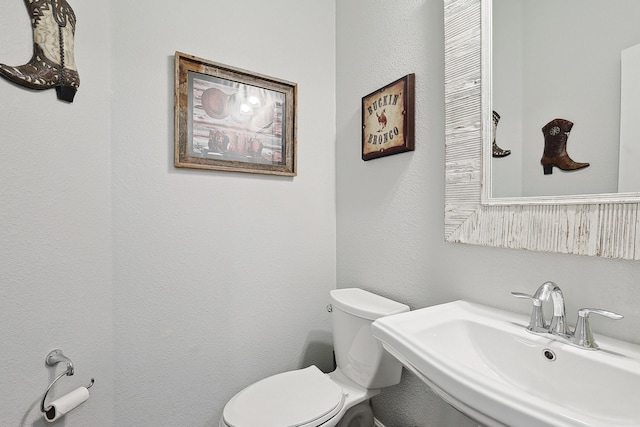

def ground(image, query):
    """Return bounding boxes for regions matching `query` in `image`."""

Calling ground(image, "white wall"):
[0,1,114,425]
[337,1,640,426]
[110,0,336,425]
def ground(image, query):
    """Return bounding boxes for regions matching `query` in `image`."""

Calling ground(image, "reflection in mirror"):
[491,0,640,198]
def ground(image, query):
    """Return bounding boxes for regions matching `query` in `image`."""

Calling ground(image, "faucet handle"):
[511,291,538,302]
[571,308,624,350]
[511,292,546,332]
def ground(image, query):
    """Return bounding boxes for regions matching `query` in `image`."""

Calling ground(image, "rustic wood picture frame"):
[361,74,415,161]
[174,52,297,176]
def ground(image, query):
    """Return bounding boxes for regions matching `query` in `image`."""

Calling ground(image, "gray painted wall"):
[1,0,335,426]
[110,0,337,425]
[336,0,640,426]
[0,1,114,425]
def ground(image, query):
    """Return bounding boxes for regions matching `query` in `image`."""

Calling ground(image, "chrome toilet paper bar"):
[41,349,94,418]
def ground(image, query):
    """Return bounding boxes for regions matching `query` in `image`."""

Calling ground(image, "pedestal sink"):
[371,300,640,427]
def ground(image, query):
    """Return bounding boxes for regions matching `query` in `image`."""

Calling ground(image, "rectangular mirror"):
[444,0,640,260]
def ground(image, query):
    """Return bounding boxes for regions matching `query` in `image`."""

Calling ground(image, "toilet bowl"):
[219,288,409,427]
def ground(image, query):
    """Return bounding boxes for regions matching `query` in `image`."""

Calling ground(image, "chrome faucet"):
[511,281,623,350]
[533,281,569,337]
[512,281,568,336]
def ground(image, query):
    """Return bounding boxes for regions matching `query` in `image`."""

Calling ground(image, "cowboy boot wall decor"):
[540,118,589,175]
[492,110,511,158]
[0,0,79,102]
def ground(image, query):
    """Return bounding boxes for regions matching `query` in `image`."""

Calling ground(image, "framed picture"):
[361,74,415,161]
[174,52,297,176]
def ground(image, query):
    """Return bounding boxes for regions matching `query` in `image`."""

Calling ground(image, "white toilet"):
[219,288,409,427]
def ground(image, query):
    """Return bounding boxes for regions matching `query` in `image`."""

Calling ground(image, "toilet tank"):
[330,288,409,389]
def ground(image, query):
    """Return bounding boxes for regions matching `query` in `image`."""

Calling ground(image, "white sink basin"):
[371,300,640,427]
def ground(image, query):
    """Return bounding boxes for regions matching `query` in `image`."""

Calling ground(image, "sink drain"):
[542,349,556,361]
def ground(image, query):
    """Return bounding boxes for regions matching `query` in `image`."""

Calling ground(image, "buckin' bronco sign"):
[361,74,415,161]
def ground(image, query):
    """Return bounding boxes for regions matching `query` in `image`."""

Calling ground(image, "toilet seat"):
[222,366,346,427]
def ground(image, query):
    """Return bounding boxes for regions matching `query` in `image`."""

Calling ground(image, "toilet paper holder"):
[40,349,94,414]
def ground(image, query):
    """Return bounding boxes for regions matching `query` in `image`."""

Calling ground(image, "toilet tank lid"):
[330,288,409,320]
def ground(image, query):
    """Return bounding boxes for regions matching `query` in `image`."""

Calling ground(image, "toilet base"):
[335,401,374,427]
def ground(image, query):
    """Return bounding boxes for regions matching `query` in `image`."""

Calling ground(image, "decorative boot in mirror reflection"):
[0,0,79,102]
[540,118,589,175]
[492,111,511,158]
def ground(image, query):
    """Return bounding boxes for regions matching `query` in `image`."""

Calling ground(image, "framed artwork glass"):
[174,52,297,176]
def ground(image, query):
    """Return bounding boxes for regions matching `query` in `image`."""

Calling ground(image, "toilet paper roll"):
[44,386,90,422]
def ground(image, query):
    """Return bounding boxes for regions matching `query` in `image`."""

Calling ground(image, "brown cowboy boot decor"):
[540,118,589,175]
[492,110,511,158]
[0,0,79,102]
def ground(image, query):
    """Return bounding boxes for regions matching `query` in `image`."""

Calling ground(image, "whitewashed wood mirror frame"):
[444,0,640,260]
